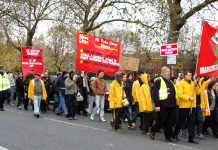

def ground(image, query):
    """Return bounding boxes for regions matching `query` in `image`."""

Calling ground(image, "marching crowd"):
[0,65,218,144]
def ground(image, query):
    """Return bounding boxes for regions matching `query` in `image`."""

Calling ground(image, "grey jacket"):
[65,77,78,95]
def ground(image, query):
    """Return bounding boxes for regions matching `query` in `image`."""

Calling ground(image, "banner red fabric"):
[76,33,121,76]
[21,48,44,76]
[196,22,218,76]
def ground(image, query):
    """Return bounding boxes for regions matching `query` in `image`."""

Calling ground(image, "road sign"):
[160,43,178,56]
[167,56,176,64]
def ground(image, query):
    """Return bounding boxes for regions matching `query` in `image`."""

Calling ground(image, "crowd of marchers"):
[0,66,218,144]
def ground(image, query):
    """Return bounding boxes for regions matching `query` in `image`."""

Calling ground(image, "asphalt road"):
[0,106,218,150]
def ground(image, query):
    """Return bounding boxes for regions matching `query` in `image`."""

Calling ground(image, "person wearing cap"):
[0,66,10,111]
[28,73,47,118]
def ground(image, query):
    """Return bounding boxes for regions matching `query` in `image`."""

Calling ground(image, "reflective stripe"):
[159,77,177,100]
[0,73,10,91]
[159,77,168,100]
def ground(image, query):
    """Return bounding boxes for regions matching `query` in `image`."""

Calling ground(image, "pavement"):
[0,105,218,150]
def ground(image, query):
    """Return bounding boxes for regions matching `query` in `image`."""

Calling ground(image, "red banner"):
[21,48,44,76]
[160,43,178,56]
[76,33,121,75]
[196,22,218,76]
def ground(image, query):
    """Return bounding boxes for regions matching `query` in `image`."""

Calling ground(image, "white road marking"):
[168,143,201,150]
[43,117,109,132]
[0,146,9,150]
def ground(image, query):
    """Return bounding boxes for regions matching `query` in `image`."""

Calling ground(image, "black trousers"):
[112,108,122,130]
[152,107,176,139]
[173,108,196,140]
[0,91,6,109]
[16,90,24,107]
[142,112,155,133]
[203,109,218,136]
[66,94,78,117]
[24,92,33,110]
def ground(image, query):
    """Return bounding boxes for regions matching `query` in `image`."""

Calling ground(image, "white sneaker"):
[100,117,106,122]
[90,114,94,121]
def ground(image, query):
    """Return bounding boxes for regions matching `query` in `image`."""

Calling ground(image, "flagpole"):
[195,19,206,76]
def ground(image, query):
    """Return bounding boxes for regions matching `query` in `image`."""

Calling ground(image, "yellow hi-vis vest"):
[0,73,10,91]
[159,77,177,100]
[159,77,168,100]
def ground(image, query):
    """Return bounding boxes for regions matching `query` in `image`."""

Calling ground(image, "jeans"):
[91,95,105,118]
[132,103,139,123]
[33,96,42,115]
[10,86,16,104]
[122,105,133,125]
[87,95,95,114]
[58,92,68,115]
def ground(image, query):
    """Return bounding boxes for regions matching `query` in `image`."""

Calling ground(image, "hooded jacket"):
[138,74,154,112]
[132,80,140,103]
[109,72,123,109]
[177,79,200,108]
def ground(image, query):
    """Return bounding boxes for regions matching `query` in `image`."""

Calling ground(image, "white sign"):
[167,56,176,65]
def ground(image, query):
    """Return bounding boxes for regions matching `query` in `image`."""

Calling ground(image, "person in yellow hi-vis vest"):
[173,70,200,144]
[149,66,177,142]
[0,66,10,111]
[109,72,125,133]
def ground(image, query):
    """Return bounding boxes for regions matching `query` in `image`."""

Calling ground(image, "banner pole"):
[195,19,206,76]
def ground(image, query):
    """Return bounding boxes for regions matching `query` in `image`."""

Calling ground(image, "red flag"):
[21,48,44,76]
[76,33,121,76]
[196,22,218,76]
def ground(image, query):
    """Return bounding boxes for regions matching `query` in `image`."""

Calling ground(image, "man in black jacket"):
[24,69,34,110]
[16,72,24,109]
[54,71,68,116]
[150,66,177,143]
[42,72,52,112]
